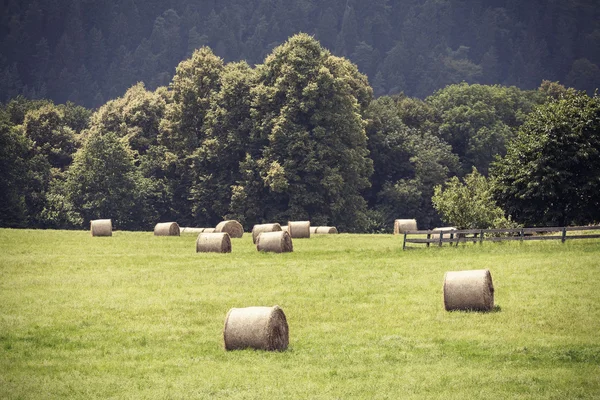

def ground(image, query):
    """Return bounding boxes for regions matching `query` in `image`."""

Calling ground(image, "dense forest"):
[1,0,600,108]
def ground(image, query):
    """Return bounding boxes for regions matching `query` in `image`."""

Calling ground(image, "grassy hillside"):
[1,229,599,399]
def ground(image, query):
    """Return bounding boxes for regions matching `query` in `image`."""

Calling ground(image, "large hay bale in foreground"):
[215,220,244,238]
[252,223,282,244]
[90,219,112,237]
[196,232,231,253]
[223,305,289,351]
[256,231,293,253]
[154,222,180,236]
[315,226,338,234]
[287,221,310,238]
[393,219,417,235]
[443,269,494,312]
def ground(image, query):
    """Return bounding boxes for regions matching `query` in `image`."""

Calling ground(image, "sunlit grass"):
[1,229,599,399]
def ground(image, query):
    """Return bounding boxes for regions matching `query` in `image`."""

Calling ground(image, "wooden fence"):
[402,225,600,250]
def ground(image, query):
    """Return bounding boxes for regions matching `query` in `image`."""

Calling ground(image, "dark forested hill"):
[1,0,599,108]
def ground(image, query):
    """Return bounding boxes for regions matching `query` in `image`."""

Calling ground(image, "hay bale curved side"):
[315,226,338,234]
[287,221,310,238]
[196,232,232,253]
[252,223,282,244]
[215,220,244,238]
[256,231,293,253]
[223,305,289,351]
[393,219,417,235]
[443,269,494,311]
[180,227,206,234]
[91,219,112,237]
[154,222,180,236]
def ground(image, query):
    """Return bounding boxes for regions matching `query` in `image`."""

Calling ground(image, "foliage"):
[492,92,600,226]
[432,167,517,229]
[65,132,155,230]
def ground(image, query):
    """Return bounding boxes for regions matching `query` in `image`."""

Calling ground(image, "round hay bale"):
[256,231,293,253]
[90,219,112,237]
[196,232,232,253]
[431,226,457,240]
[393,219,417,235]
[223,305,289,351]
[280,225,288,232]
[203,227,216,233]
[287,221,310,238]
[215,220,244,238]
[443,269,494,312]
[315,226,338,234]
[252,223,282,244]
[180,227,205,234]
[310,226,318,234]
[154,222,180,236]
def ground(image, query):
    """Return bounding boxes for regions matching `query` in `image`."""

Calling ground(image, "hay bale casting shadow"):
[252,223,282,244]
[215,220,244,238]
[393,219,417,235]
[256,231,293,253]
[223,306,289,351]
[154,222,180,236]
[287,221,310,238]
[315,226,338,234]
[91,219,112,236]
[443,269,494,312]
[196,232,232,253]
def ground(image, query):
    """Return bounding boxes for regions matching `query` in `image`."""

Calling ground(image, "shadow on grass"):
[449,305,502,313]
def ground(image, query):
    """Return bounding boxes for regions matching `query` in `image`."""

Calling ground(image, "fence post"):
[561,227,567,243]
[520,228,524,243]
[426,232,430,248]
[439,232,443,247]
[479,229,484,245]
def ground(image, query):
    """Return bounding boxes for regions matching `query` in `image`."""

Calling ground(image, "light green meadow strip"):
[0,229,599,399]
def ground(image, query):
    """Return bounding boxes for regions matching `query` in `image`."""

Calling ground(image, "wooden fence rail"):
[402,225,600,250]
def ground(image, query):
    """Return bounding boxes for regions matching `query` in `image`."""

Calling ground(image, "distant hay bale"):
[431,227,457,240]
[223,305,289,351]
[90,219,112,237]
[443,269,494,312]
[287,221,310,238]
[393,219,417,235]
[315,226,338,234]
[203,228,216,233]
[180,227,205,234]
[256,231,293,253]
[196,232,232,253]
[215,220,244,238]
[310,227,317,234]
[154,222,180,236]
[252,223,282,244]
[280,225,288,232]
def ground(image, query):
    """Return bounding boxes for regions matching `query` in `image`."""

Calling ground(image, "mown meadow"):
[1,229,599,399]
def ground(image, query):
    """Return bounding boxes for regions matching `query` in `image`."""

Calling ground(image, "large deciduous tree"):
[492,92,600,226]
[234,33,373,231]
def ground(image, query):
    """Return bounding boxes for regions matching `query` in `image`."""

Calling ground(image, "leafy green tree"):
[492,92,600,226]
[237,33,373,231]
[432,167,516,229]
[65,132,155,230]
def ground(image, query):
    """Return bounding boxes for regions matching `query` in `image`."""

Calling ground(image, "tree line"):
[1,0,599,108]
[1,34,599,232]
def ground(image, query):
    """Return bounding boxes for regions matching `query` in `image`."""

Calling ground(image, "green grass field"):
[1,229,599,399]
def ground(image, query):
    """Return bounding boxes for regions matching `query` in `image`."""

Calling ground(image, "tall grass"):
[1,229,599,399]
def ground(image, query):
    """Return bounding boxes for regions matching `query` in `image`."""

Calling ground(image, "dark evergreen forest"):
[2,0,600,108]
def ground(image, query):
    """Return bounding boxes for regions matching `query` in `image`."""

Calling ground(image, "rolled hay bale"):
[90,219,112,237]
[196,232,232,253]
[431,226,457,240]
[223,305,289,351]
[154,222,180,236]
[310,226,318,234]
[252,223,282,244]
[443,269,494,312]
[393,219,417,235]
[180,227,205,234]
[256,231,293,253]
[215,220,244,238]
[203,227,216,233]
[280,225,288,232]
[315,226,338,234]
[287,221,310,238]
